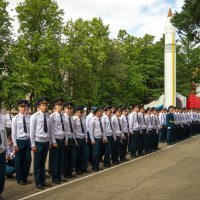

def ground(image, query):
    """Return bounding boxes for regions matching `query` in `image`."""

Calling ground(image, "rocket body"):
[164,9,176,108]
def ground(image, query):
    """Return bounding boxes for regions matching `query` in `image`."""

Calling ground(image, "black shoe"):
[59,177,68,182]
[36,184,44,189]
[76,170,82,175]
[103,165,110,168]
[43,182,52,187]
[131,154,137,158]
[92,168,99,172]
[112,161,119,165]
[18,180,26,185]
[52,179,61,184]
[82,169,91,173]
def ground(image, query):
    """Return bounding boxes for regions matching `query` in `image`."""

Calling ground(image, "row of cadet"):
[0,97,200,199]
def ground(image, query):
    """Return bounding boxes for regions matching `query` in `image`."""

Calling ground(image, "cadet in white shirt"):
[102,106,114,168]
[120,106,130,161]
[150,108,157,151]
[50,98,68,184]
[12,100,31,185]
[3,108,14,137]
[128,105,140,158]
[89,107,104,171]
[138,105,146,156]
[85,107,96,165]
[144,107,152,153]
[63,102,77,177]
[30,97,52,189]
[155,110,161,150]
[111,107,125,164]
[0,112,9,200]
[74,106,90,174]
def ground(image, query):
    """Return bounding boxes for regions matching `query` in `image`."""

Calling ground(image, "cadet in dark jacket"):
[166,106,175,145]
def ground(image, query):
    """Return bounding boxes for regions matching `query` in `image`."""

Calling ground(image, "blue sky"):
[7,0,184,41]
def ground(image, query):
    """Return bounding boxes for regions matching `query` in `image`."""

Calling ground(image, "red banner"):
[187,94,200,108]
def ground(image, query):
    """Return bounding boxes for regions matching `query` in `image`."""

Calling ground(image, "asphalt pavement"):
[3,135,200,200]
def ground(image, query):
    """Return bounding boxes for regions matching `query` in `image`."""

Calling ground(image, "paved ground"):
[3,135,200,200]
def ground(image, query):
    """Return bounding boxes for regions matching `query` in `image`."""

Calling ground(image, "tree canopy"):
[0,0,199,109]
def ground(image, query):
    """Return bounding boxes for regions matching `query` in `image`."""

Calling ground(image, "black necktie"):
[143,114,146,125]
[118,118,122,131]
[150,116,152,126]
[9,114,12,121]
[109,118,113,131]
[23,116,27,133]
[137,114,140,124]
[126,116,129,132]
[44,114,48,133]
[80,118,85,134]
[69,117,73,133]
[60,113,65,132]
[99,118,103,133]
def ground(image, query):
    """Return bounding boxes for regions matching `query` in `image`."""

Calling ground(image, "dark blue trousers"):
[63,138,76,176]
[104,136,113,167]
[0,152,6,195]
[159,128,164,142]
[151,129,157,150]
[50,139,65,181]
[167,128,173,144]
[112,136,121,163]
[75,138,89,172]
[144,131,151,153]
[15,139,31,182]
[120,133,129,161]
[138,130,145,155]
[92,138,101,170]
[130,131,140,156]
[34,141,49,185]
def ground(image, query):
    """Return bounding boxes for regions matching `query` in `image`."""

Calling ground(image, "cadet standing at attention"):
[30,97,52,189]
[0,111,9,200]
[74,106,90,174]
[120,106,129,162]
[102,106,114,168]
[112,107,125,164]
[50,98,68,184]
[89,107,104,171]
[138,105,146,156]
[63,102,77,178]
[12,100,31,185]
[166,106,175,145]
[129,105,140,158]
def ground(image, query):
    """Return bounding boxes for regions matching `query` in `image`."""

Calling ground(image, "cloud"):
[7,0,184,41]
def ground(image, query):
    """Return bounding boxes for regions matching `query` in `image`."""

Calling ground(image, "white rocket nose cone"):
[167,8,173,17]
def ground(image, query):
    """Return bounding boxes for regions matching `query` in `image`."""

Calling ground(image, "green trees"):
[0,0,199,109]
[172,0,200,43]
[0,0,13,108]
[172,0,200,95]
